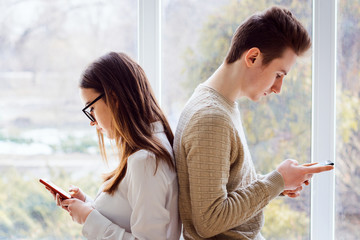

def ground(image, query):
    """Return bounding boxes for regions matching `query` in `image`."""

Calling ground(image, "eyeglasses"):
[82,94,104,122]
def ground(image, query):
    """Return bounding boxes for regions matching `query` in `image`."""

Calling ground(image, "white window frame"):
[138,0,162,105]
[311,0,337,239]
[139,0,338,239]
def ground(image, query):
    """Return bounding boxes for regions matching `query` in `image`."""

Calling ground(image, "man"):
[174,6,333,240]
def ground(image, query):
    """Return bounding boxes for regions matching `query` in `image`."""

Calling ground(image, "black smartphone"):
[317,160,334,166]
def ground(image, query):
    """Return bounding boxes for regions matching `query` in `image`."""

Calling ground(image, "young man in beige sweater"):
[174,6,334,240]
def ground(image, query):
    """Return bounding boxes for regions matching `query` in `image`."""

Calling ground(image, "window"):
[0,0,137,238]
[336,0,360,239]
[162,0,312,239]
[1,0,352,239]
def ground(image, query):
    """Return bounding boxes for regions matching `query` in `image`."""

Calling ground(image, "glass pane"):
[0,0,137,239]
[162,0,312,239]
[336,0,360,239]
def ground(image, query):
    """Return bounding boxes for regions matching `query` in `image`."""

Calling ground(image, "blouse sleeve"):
[82,150,172,240]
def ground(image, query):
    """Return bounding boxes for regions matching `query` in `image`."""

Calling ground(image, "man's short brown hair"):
[225,6,311,65]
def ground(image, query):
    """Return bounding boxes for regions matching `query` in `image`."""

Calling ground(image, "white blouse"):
[82,121,181,240]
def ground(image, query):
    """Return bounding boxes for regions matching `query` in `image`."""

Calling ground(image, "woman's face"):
[80,88,114,139]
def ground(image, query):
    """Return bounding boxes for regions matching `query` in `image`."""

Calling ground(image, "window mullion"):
[311,0,337,239]
[138,0,162,103]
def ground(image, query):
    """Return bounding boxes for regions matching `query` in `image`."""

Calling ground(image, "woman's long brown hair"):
[80,52,175,195]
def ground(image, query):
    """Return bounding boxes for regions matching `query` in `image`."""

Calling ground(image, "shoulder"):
[193,106,231,123]
[127,149,155,172]
[127,150,175,183]
[181,87,234,128]
[183,106,234,136]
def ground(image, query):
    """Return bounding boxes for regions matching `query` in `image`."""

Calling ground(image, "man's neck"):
[204,61,246,103]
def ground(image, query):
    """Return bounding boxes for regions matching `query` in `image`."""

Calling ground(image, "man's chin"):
[247,95,262,102]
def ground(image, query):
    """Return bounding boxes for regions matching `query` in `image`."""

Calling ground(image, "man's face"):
[245,48,297,101]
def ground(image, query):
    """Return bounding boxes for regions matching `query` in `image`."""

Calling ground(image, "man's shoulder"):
[180,98,231,128]
[175,85,235,142]
[182,88,231,121]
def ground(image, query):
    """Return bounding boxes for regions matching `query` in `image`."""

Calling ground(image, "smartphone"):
[39,178,71,200]
[316,160,335,166]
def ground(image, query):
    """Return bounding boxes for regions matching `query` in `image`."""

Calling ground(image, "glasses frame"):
[82,94,104,122]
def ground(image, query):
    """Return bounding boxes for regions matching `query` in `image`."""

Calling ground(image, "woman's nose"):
[90,121,96,126]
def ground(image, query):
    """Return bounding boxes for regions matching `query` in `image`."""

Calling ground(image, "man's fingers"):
[285,192,300,198]
[302,165,334,174]
[302,162,318,167]
[283,185,303,195]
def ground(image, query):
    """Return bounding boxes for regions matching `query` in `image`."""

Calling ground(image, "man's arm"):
[182,110,284,238]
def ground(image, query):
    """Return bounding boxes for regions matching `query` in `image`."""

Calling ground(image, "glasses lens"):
[82,94,103,122]
[84,110,95,122]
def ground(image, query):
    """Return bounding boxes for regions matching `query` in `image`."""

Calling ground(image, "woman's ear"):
[107,90,120,108]
[244,47,261,67]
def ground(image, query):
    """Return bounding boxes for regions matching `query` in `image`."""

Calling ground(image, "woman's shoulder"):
[127,150,175,181]
[127,149,154,170]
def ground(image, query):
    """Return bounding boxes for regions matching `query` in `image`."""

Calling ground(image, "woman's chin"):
[104,131,115,139]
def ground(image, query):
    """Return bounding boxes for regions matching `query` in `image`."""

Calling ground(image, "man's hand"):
[282,185,303,198]
[277,159,333,191]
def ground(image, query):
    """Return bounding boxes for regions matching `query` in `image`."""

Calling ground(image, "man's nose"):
[272,76,284,94]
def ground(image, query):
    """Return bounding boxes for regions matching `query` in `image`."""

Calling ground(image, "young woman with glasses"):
[48,52,181,239]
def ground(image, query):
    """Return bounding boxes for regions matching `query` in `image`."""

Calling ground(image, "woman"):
[50,52,181,239]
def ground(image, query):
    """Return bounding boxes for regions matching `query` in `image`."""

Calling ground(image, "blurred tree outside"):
[180,0,360,239]
[0,0,136,239]
[335,0,360,239]
[0,167,100,239]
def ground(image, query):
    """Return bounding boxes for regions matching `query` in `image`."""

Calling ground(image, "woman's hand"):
[61,198,93,224]
[68,185,86,202]
[46,185,86,202]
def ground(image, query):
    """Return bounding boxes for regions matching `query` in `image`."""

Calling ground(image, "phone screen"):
[39,178,71,199]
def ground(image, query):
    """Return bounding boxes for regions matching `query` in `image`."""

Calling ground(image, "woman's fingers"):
[56,193,62,206]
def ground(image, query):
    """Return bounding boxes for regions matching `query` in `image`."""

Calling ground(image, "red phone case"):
[39,178,71,199]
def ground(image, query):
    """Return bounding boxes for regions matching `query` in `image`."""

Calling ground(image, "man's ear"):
[244,47,261,67]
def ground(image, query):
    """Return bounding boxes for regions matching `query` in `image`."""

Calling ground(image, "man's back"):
[174,84,284,239]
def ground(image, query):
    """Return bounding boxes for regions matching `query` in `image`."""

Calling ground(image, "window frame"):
[138,0,338,239]
[311,0,337,239]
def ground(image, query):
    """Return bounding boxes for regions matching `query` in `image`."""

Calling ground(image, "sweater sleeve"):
[182,110,284,238]
[82,150,172,240]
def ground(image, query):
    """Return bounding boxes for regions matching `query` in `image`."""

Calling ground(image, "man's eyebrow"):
[281,70,288,75]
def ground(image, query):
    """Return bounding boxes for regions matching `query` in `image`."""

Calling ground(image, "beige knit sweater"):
[174,84,284,240]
